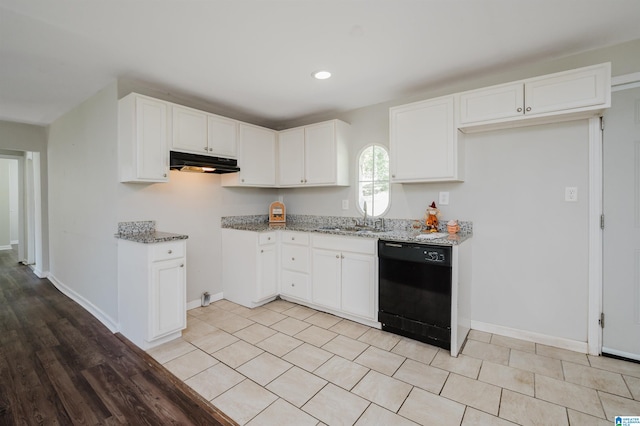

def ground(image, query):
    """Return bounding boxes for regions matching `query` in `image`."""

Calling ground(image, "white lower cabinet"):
[311,235,377,322]
[118,239,187,349]
[221,229,278,308]
[280,231,310,301]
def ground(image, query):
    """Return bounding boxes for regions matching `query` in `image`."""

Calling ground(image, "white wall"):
[47,82,120,326]
[0,159,10,249]
[8,159,19,243]
[117,173,276,303]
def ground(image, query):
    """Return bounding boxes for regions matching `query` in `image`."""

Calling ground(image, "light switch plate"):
[439,191,450,206]
[342,200,349,210]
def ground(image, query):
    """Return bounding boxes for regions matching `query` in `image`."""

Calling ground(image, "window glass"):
[358,144,390,217]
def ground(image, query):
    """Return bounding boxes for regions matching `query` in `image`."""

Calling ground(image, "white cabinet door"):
[304,121,336,185]
[525,65,609,115]
[312,249,342,310]
[258,244,278,301]
[459,83,524,124]
[278,127,305,186]
[149,258,186,340]
[235,123,277,186]
[340,252,376,320]
[171,105,208,154]
[208,114,237,158]
[390,95,459,182]
[118,93,169,183]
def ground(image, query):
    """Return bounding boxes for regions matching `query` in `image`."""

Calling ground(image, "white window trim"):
[356,143,390,218]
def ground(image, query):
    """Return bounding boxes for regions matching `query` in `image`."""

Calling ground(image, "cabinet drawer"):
[282,245,309,273]
[151,241,185,261]
[281,231,309,245]
[259,232,277,245]
[280,270,309,300]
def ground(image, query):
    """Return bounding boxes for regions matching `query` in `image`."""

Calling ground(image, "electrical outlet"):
[342,199,349,210]
[565,187,578,202]
[439,191,450,206]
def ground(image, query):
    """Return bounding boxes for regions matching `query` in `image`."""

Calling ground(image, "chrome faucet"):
[363,201,368,227]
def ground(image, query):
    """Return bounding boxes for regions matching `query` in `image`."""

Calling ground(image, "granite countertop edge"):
[115,231,189,244]
[221,222,471,246]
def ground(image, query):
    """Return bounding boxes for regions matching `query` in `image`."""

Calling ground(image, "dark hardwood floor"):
[0,246,237,425]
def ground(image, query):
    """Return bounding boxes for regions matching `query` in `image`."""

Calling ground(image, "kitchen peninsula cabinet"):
[118,239,187,349]
[311,235,377,321]
[118,93,169,183]
[458,62,611,130]
[278,119,349,187]
[221,229,278,308]
[389,95,463,183]
[221,123,277,187]
[171,104,238,158]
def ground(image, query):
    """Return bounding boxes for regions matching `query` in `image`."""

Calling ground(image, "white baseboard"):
[471,320,588,354]
[0,245,12,251]
[47,274,119,333]
[29,264,47,278]
[187,291,224,311]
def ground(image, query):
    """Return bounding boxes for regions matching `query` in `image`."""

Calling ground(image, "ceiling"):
[2,0,640,128]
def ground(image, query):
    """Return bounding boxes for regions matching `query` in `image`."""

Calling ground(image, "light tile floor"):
[148,299,640,425]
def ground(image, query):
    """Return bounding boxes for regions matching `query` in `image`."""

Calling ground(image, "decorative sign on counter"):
[269,201,286,223]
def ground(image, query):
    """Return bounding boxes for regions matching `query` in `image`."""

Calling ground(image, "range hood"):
[169,151,240,174]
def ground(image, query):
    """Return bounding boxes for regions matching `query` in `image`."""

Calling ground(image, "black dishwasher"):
[378,239,452,350]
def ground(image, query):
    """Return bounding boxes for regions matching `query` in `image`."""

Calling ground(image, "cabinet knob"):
[291,257,295,261]
[163,173,167,178]
[241,179,245,182]
[300,179,304,183]
[341,254,344,259]
[209,148,213,152]
[392,174,396,178]
[291,237,295,241]
[517,107,523,112]
[180,264,184,268]
[291,283,295,287]
[526,107,531,112]
[204,147,208,151]
[168,250,172,254]
[336,255,340,258]
[268,237,271,240]
[261,249,264,253]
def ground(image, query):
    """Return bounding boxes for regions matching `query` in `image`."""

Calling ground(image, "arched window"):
[357,144,390,217]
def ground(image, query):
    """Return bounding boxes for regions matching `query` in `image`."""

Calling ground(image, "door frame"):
[588,72,640,355]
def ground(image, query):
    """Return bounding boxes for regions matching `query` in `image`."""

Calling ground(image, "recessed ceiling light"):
[312,70,332,80]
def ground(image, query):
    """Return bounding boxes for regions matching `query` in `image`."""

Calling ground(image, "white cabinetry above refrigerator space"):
[458,62,611,131]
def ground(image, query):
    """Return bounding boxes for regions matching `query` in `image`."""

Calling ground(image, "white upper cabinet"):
[222,123,277,187]
[171,105,208,154]
[390,95,462,183]
[118,93,169,183]
[171,104,238,158]
[278,127,305,185]
[278,119,349,187]
[458,62,611,130]
[208,114,238,158]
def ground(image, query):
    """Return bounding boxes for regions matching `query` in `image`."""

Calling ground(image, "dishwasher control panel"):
[378,240,451,267]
